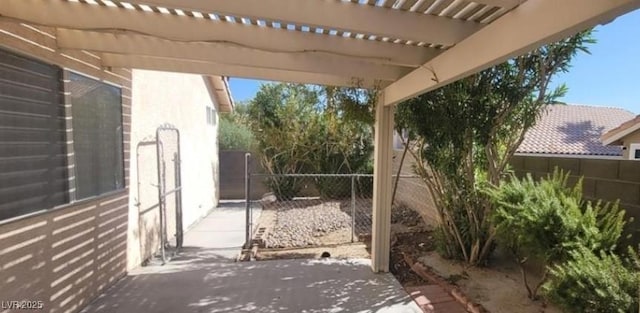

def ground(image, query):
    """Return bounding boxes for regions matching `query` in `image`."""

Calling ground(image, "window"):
[0,49,69,220]
[630,143,640,161]
[206,106,216,126]
[211,106,217,126]
[0,49,125,221]
[69,72,124,199]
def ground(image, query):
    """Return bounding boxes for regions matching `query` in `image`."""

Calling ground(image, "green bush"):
[314,177,351,199]
[218,118,256,151]
[265,176,302,201]
[246,83,376,200]
[485,169,628,299]
[543,246,639,313]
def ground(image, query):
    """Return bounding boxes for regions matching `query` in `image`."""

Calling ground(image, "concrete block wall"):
[392,149,438,227]
[219,150,268,200]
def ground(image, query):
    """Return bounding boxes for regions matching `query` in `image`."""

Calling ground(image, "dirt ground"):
[419,251,562,313]
[255,203,562,313]
[389,231,435,286]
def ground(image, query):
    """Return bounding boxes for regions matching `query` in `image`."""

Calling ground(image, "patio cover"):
[3,0,638,272]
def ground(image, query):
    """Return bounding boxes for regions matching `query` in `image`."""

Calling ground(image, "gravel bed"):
[266,200,351,248]
[261,199,426,248]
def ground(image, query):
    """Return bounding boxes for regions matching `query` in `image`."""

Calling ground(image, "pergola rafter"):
[100,53,390,88]
[57,30,413,82]
[0,0,440,66]
[122,0,485,46]
[2,0,638,273]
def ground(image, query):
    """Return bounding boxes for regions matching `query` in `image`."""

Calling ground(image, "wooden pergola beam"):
[473,0,525,9]
[126,0,482,46]
[56,30,412,81]
[0,0,438,68]
[100,53,389,88]
[384,0,640,106]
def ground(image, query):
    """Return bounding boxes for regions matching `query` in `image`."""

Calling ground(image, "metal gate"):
[156,124,183,263]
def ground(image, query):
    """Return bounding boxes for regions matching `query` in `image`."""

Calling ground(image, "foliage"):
[542,246,639,313]
[486,169,628,298]
[218,118,256,151]
[219,101,257,151]
[310,87,375,198]
[394,30,595,265]
[328,85,378,126]
[246,84,376,199]
[248,83,321,200]
[220,100,252,124]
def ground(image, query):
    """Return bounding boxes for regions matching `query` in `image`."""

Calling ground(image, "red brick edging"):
[402,253,489,313]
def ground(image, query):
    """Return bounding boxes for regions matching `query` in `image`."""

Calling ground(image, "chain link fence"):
[247,173,425,249]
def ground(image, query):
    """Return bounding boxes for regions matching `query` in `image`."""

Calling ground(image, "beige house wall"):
[127,69,220,269]
[621,130,640,159]
[0,21,132,313]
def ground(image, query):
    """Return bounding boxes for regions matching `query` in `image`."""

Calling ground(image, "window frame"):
[66,70,126,201]
[630,143,640,161]
[0,49,127,224]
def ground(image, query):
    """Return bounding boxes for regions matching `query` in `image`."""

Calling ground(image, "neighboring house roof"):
[517,105,636,156]
[601,115,640,146]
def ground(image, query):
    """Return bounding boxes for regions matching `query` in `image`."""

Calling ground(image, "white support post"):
[371,91,394,273]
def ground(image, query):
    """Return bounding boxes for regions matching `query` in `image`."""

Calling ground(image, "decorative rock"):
[266,201,351,248]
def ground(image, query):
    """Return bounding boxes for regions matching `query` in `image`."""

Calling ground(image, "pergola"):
[4,0,638,272]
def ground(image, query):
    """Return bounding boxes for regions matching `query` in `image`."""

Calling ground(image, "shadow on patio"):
[82,247,420,313]
[81,202,421,313]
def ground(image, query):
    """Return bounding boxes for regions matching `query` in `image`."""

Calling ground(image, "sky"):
[228,9,640,114]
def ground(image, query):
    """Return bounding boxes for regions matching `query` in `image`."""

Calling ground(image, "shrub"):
[485,169,628,299]
[218,118,256,151]
[543,246,639,313]
[264,176,301,201]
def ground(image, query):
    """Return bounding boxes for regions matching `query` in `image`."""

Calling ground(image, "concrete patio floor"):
[80,201,422,313]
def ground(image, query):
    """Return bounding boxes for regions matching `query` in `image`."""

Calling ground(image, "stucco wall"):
[128,69,219,269]
[0,22,131,313]
[622,130,640,159]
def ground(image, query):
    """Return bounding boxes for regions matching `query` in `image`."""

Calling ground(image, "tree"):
[309,86,377,197]
[218,100,257,151]
[218,118,256,151]
[247,83,321,199]
[246,83,378,199]
[395,30,595,265]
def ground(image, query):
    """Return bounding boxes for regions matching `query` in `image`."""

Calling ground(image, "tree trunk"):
[391,137,410,205]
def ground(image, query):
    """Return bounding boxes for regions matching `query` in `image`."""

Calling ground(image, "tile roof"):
[517,104,636,156]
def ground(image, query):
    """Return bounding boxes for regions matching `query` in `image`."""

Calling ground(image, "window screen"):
[0,49,68,220]
[69,72,124,199]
